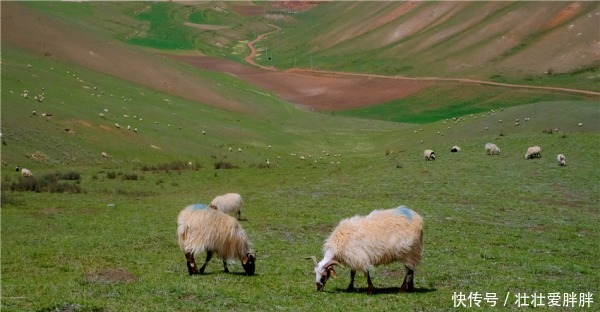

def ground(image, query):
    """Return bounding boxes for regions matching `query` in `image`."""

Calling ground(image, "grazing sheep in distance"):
[450,146,461,153]
[210,193,243,220]
[309,206,423,295]
[16,166,33,177]
[424,149,435,161]
[485,143,500,155]
[177,204,255,276]
[525,146,542,159]
[557,154,566,166]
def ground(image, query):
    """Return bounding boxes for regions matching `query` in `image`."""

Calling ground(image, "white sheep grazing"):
[209,193,243,220]
[557,154,566,166]
[525,146,542,159]
[485,143,500,155]
[424,149,435,161]
[177,204,255,276]
[16,166,33,177]
[450,146,461,153]
[309,206,423,295]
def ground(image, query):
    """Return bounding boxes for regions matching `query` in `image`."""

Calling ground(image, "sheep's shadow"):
[191,271,257,277]
[333,286,436,295]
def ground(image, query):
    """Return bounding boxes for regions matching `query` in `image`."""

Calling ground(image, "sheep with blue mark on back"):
[177,204,255,276]
[308,206,423,295]
[210,193,243,220]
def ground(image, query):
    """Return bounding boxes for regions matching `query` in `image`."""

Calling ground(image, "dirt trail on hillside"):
[3,2,597,116]
[288,68,600,97]
[243,25,600,97]
[170,23,599,111]
[244,24,281,70]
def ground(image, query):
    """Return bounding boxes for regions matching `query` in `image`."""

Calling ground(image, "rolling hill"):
[1,3,599,311]
[1,1,598,169]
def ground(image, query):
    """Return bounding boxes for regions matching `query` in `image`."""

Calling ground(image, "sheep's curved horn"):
[305,256,318,266]
[324,260,342,268]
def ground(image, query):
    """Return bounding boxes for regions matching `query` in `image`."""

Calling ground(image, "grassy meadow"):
[2,2,600,312]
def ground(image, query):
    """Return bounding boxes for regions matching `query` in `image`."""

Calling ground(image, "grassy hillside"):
[339,83,595,123]
[2,125,598,311]
[257,1,600,91]
[1,2,599,311]
[0,44,406,170]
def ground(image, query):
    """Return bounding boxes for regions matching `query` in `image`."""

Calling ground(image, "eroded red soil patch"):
[167,55,431,111]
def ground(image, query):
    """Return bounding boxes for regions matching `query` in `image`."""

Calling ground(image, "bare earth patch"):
[85,268,137,284]
[166,55,431,111]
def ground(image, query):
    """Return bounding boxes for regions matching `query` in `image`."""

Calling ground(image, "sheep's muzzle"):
[316,282,324,291]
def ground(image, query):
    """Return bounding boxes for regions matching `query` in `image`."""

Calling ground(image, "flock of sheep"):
[177,193,254,276]
[176,140,568,295]
[177,193,424,295]
[423,143,567,166]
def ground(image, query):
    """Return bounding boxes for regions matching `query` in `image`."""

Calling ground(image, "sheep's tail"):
[177,205,199,253]
[177,220,189,252]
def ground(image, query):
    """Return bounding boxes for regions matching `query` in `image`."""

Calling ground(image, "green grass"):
[2,2,599,311]
[2,130,599,311]
[256,1,600,92]
[338,84,593,123]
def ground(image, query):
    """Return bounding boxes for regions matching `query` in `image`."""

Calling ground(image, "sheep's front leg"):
[199,251,213,274]
[347,270,356,291]
[185,252,198,275]
[222,260,230,273]
[400,267,414,292]
[365,271,375,295]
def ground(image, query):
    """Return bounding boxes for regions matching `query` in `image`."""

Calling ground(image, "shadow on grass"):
[191,271,258,277]
[332,286,436,295]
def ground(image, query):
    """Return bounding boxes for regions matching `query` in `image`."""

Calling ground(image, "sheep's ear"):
[242,253,255,265]
[328,266,337,279]
[305,256,318,266]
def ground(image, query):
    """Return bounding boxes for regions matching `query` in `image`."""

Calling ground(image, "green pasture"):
[2,2,600,311]
[2,130,599,311]
[339,84,594,124]
[2,45,599,309]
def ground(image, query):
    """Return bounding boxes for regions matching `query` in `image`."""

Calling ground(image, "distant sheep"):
[210,193,243,220]
[450,146,461,153]
[557,154,566,166]
[309,206,423,295]
[424,149,435,161]
[485,143,500,155]
[525,146,541,159]
[16,166,33,177]
[177,204,255,276]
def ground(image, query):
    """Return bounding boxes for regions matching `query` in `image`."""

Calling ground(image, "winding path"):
[244,26,600,97]
[244,24,281,70]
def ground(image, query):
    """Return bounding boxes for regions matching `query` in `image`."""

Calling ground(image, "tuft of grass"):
[4,171,83,193]
[214,161,239,169]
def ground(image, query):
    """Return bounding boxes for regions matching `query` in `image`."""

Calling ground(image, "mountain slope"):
[258,1,600,91]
